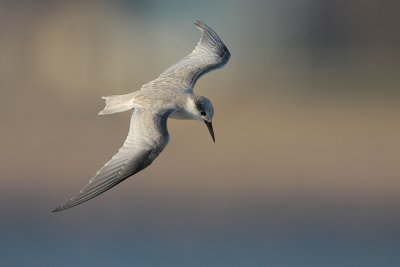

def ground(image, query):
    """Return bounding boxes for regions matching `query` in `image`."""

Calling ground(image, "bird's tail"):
[98,92,136,115]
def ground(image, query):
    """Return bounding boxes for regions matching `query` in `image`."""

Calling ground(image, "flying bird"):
[52,21,230,212]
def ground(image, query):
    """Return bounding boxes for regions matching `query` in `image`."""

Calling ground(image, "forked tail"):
[98,92,136,115]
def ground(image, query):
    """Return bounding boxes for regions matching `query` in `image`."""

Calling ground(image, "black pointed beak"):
[204,120,215,143]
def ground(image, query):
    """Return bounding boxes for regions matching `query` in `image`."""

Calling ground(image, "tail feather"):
[98,93,135,115]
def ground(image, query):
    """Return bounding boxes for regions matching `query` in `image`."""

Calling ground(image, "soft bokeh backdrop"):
[1,0,399,266]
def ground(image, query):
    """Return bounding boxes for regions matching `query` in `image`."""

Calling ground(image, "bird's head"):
[193,95,215,142]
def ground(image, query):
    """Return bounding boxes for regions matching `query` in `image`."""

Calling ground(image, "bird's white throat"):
[170,97,201,121]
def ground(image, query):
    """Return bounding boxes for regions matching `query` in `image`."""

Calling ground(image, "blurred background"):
[1,0,399,266]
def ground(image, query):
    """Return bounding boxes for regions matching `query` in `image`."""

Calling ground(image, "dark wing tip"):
[52,203,68,213]
[51,201,82,213]
[194,21,230,59]
[51,206,62,213]
[194,20,206,29]
[51,197,81,213]
[194,21,215,35]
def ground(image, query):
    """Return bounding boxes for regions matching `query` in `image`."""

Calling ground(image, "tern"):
[52,21,230,212]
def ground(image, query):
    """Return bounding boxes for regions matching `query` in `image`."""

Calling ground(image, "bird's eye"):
[200,111,206,116]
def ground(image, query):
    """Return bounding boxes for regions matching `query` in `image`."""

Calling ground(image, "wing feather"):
[52,108,174,212]
[141,21,230,92]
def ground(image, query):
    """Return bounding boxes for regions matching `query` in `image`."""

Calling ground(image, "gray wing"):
[52,108,174,212]
[141,21,231,92]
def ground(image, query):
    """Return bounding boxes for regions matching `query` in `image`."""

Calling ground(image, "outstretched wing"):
[52,108,174,212]
[141,21,230,92]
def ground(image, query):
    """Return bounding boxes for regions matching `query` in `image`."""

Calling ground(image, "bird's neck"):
[170,96,201,121]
